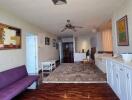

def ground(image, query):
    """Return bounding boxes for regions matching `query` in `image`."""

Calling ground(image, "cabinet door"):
[102,59,107,73]
[125,67,132,100]
[112,62,120,97]
[112,62,119,96]
[118,65,127,100]
[106,60,113,87]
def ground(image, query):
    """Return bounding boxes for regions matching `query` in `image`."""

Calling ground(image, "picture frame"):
[0,23,21,50]
[45,37,50,45]
[52,39,56,47]
[116,15,129,46]
[56,43,58,49]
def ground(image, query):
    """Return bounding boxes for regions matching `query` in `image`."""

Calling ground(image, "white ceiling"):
[0,0,125,36]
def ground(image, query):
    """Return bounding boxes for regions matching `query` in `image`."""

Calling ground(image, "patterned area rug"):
[43,63,106,83]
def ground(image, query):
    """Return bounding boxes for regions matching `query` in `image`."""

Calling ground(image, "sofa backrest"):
[0,65,28,89]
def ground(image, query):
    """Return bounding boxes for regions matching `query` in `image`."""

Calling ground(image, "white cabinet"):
[74,53,86,62]
[118,65,127,100]
[106,60,113,87]
[112,62,120,97]
[106,59,132,100]
[102,59,107,72]
[125,66,132,100]
[96,58,107,73]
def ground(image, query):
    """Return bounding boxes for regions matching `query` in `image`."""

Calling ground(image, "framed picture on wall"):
[116,15,129,46]
[0,23,21,50]
[52,39,56,47]
[45,37,50,45]
[56,43,58,49]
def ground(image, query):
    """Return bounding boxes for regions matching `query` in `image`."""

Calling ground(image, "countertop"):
[102,56,132,69]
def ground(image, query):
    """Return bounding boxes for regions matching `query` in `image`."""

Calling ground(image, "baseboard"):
[42,81,107,83]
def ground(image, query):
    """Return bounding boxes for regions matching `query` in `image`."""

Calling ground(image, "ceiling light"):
[92,28,97,33]
[52,0,67,5]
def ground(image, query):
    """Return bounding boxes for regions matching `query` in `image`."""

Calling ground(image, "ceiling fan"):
[61,20,83,32]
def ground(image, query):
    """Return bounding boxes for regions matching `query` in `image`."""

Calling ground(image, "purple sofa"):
[0,65,38,100]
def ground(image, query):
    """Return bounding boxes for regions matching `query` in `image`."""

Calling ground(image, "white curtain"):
[102,30,113,51]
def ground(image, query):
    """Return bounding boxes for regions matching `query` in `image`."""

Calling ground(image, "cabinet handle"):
[120,68,123,71]
[127,73,129,79]
[116,74,118,78]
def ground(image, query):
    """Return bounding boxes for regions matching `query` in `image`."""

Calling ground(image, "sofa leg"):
[36,81,40,89]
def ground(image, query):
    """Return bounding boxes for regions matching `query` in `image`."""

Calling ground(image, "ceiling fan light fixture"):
[52,0,67,5]
[92,28,97,33]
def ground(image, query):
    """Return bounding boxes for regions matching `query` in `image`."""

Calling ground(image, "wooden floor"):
[13,83,119,100]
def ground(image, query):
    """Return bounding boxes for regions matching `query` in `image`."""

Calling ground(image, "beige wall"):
[112,0,132,54]
[101,30,113,51]
[0,8,59,72]
[98,20,113,52]
[38,33,59,69]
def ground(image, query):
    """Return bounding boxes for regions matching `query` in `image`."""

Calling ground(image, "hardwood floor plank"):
[13,83,119,100]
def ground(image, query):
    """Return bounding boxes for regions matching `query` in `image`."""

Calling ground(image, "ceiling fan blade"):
[72,28,77,32]
[61,27,67,32]
[74,26,83,28]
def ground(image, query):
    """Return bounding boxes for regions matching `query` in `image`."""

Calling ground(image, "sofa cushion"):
[0,65,28,89]
[0,75,38,100]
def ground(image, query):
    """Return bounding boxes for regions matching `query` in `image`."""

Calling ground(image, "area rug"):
[43,63,106,83]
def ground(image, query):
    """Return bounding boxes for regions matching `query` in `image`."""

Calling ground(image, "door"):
[62,42,74,63]
[59,42,63,63]
[26,35,38,75]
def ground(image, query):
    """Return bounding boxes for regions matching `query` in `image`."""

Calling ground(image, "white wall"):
[75,35,91,53]
[62,37,73,43]
[90,36,97,48]
[112,0,132,54]
[0,8,59,72]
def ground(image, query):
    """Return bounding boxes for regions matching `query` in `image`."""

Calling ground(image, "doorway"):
[62,42,74,63]
[26,35,38,74]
